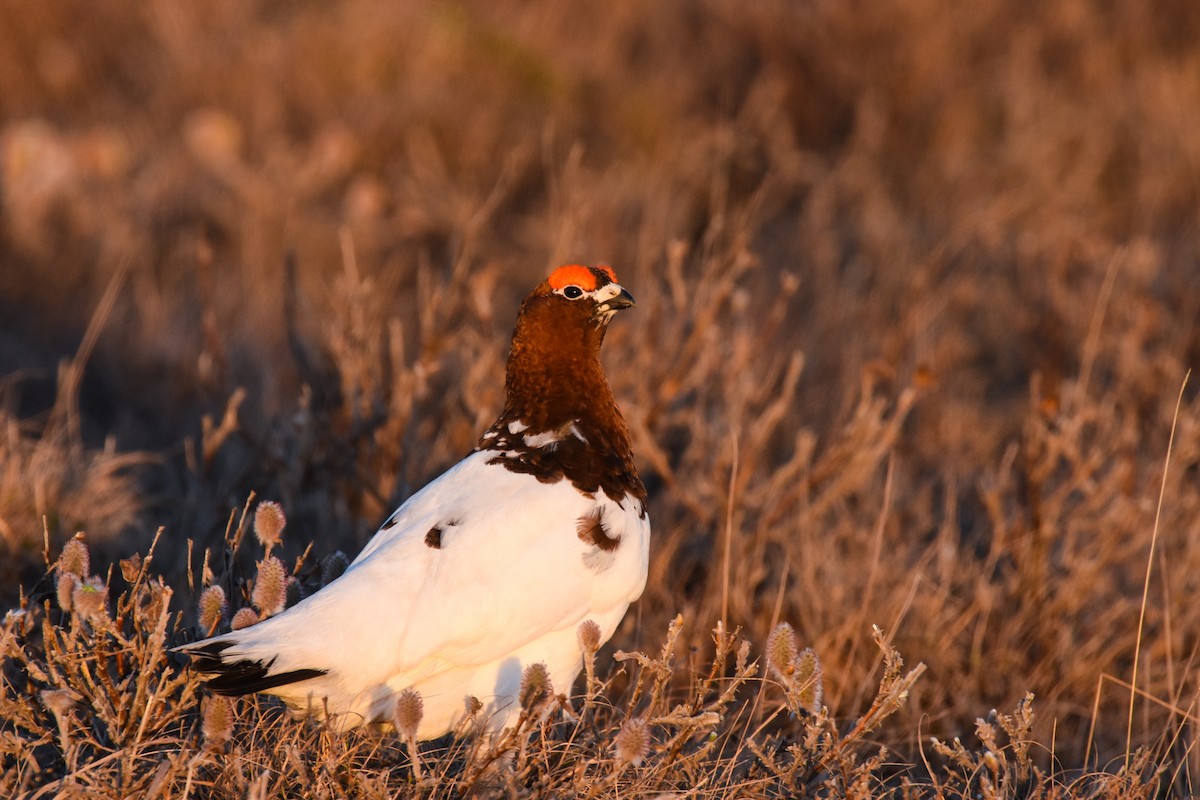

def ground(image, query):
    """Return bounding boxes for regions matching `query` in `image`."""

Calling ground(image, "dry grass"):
[3,0,1200,795]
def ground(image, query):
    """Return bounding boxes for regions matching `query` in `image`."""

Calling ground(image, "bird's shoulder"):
[352,449,625,566]
[476,415,647,506]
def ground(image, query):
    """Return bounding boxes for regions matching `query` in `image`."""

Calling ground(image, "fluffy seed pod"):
[393,688,424,779]
[71,577,109,624]
[40,688,78,717]
[58,536,89,579]
[393,688,424,739]
[56,572,80,613]
[40,689,78,746]
[795,647,824,715]
[202,695,234,748]
[252,557,288,617]
[613,717,651,768]
[766,622,799,684]
[253,501,286,552]
[578,619,601,703]
[231,607,259,630]
[577,619,602,654]
[198,585,227,633]
[519,662,552,712]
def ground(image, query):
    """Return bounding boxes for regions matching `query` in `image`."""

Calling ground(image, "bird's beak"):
[598,286,636,313]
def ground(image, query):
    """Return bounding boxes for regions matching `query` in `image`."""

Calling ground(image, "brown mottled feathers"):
[577,509,621,552]
[477,266,646,506]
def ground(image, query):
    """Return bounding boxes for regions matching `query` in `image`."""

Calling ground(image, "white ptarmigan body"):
[178,265,650,738]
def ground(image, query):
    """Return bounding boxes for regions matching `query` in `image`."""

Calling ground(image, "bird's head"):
[502,264,635,425]
[531,264,636,329]
[509,264,636,358]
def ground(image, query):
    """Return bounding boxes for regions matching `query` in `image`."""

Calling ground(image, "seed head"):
[253,500,286,552]
[578,619,602,702]
[519,662,552,712]
[202,695,235,747]
[321,551,349,586]
[578,619,602,654]
[41,688,79,717]
[393,688,424,739]
[56,572,80,613]
[58,536,89,579]
[613,717,651,768]
[252,556,288,617]
[766,622,799,684]
[231,607,259,630]
[795,647,824,715]
[72,577,109,624]
[198,585,227,633]
[393,688,425,780]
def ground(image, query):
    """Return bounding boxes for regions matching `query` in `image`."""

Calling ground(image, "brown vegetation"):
[2,0,1199,795]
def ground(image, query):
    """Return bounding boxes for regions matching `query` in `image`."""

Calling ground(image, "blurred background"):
[2,0,1199,773]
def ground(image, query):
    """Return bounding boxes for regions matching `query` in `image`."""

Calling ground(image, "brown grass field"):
[2,0,1200,796]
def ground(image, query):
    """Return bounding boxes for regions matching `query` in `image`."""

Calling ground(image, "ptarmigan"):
[177,264,649,738]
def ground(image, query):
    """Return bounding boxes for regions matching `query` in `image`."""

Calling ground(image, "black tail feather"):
[184,640,327,696]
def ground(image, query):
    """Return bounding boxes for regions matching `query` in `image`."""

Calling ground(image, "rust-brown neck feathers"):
[478,266,646,504]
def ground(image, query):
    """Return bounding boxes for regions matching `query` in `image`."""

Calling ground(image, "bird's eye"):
[562,285,584,299]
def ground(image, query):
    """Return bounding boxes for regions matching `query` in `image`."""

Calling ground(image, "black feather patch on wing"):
[186,640,327,696]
